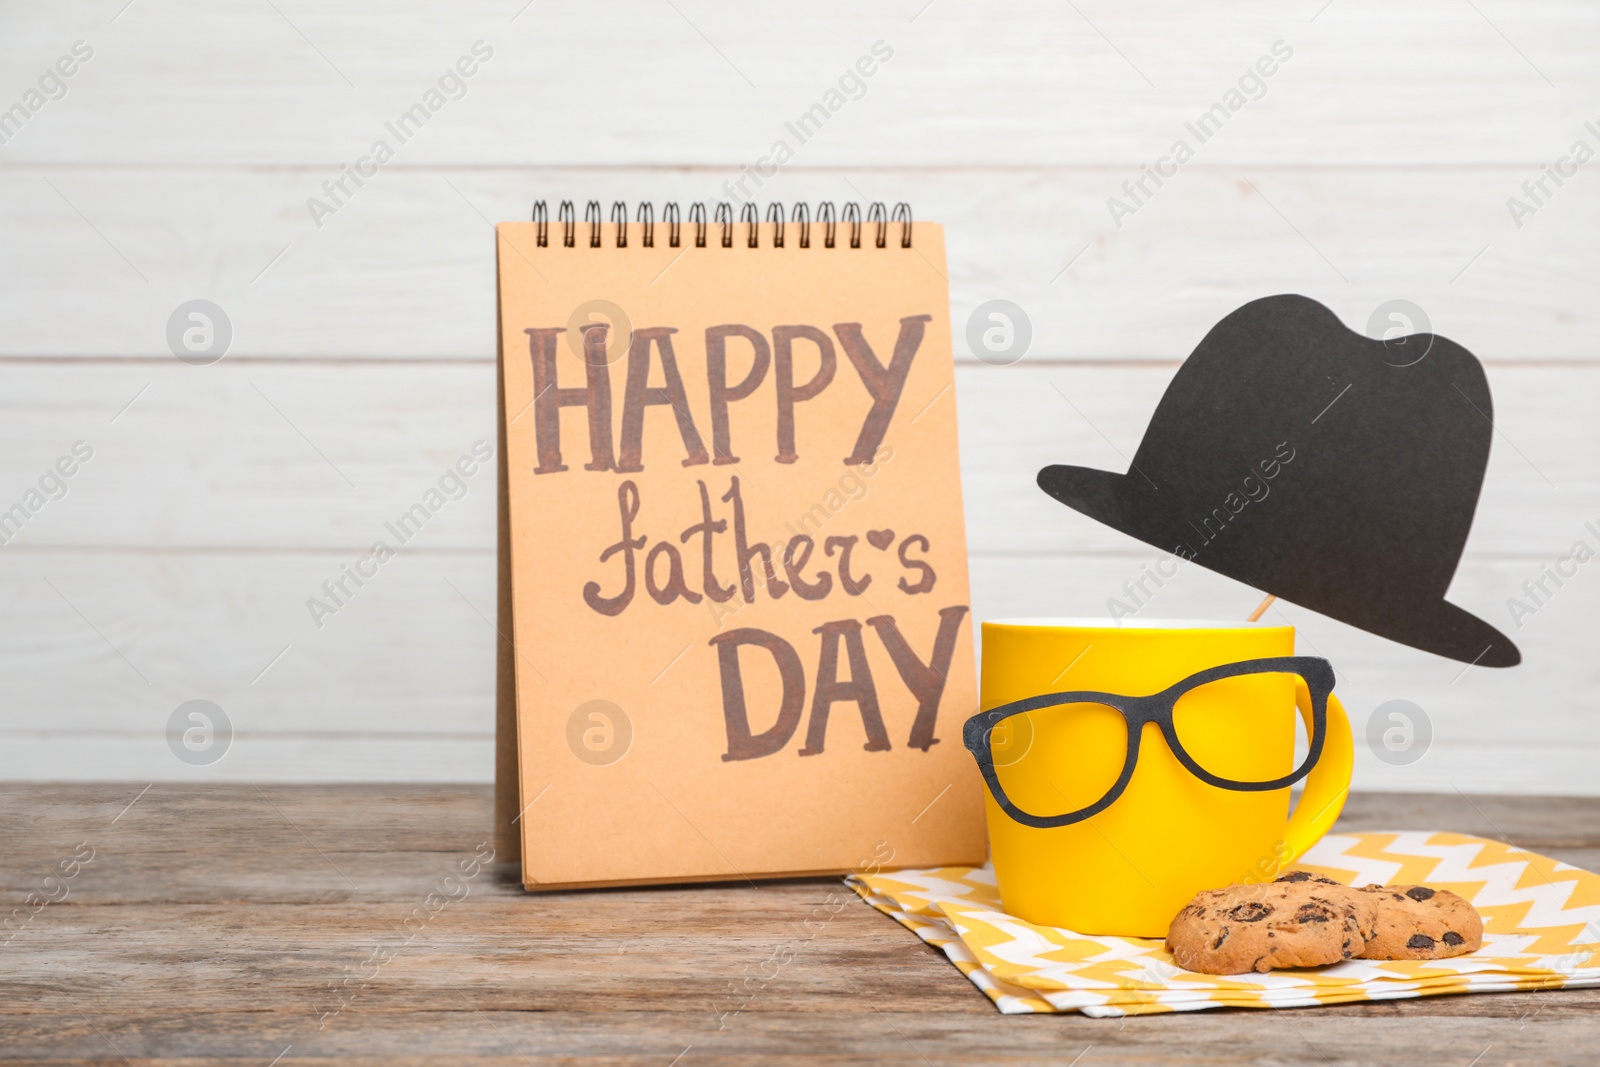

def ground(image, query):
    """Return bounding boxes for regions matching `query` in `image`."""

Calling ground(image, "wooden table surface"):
[3,785,1597,1066]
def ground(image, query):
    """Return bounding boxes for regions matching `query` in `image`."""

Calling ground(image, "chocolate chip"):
[1406,886,1436,902]
[1342,939,1353,959]
[1296,903,1332,923]
[1278,871,1339,885]
[1228,901,1273,922]
[1392,893,1406,901]
[1406,934,1436,950]
[1443,931,1464,946]
[1213,928,1230,949]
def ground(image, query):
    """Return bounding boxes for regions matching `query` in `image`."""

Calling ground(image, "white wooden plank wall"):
[0,0,1595,792]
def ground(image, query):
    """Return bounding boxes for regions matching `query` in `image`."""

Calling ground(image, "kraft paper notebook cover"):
[494,201,986,889]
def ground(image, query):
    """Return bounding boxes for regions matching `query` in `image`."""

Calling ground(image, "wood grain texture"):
[0,783,1595,1065]
[2,1,1597,787]
[2,0,1596,167]
[3,547,1596,791]
[0,361,1590,554]
[0,360,1594,790]
[1,166,1596,360]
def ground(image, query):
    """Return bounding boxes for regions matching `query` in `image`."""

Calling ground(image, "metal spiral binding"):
[867,202,888,249]
[611,201,628,248]
[532,201,549,247]
[891,202,912,248]
[766,202,784,248]
[739,203,759,248]
[558,200,576,247]
[526,201,913,250]
[635,202,654,248]
[687,203,705,247]
[662,202,679,248]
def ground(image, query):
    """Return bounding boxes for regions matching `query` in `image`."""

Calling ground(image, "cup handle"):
[1280,689,1354,870]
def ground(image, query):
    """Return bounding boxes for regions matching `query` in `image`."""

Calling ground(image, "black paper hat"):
[1038,294,1519,667]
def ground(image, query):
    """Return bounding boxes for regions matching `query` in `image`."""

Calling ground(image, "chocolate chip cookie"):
[1356,884,1483,960]
[1165,875,1373,974]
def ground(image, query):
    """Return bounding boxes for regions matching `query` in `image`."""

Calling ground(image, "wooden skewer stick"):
[1247,594,1277,622]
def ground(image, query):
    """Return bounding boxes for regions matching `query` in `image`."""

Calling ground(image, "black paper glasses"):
[963,656,1335,830]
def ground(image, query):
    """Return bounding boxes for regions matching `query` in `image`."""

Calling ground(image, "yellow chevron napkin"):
[846,831,1600,1016]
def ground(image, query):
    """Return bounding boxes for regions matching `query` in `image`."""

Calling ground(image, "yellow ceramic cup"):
[978,617,1353,937]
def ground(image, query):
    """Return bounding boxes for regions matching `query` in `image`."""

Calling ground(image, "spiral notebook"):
[493,201,986,889]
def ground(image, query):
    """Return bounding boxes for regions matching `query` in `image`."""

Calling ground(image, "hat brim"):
[1037,463,1169,556]
[1036,464,1521,668]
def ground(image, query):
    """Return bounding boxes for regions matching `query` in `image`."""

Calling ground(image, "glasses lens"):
[1170,671,1306,784]
[989,701,1127,818]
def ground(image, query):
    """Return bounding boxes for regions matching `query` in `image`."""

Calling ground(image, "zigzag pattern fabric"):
[846,832,1600,1016]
